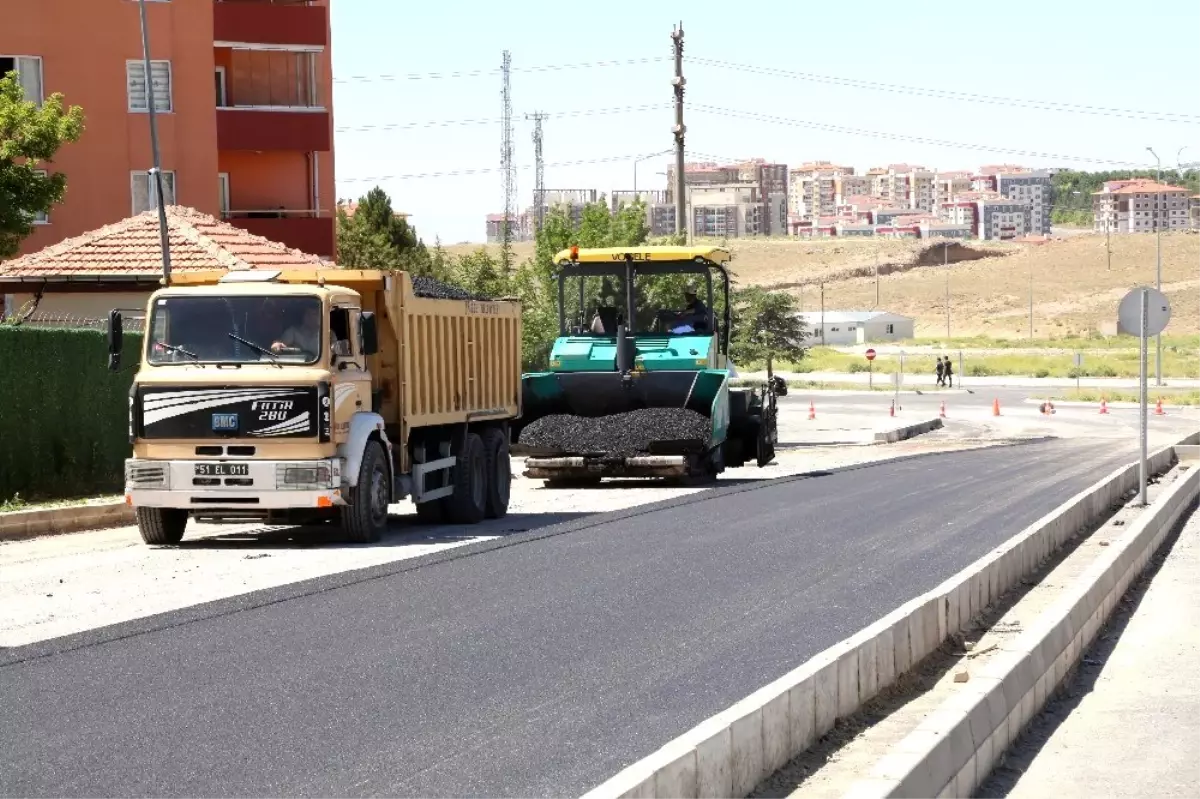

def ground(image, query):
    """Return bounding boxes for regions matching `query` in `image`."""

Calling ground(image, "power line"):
[334,56,667,84]
[689,105,1154,167]
[337,151,696,184]
[334,103,669,134]
[689,58,1200,124]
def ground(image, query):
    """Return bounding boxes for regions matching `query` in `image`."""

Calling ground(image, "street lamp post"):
[633,149,673,196]
[1146,146,1163,386]
[137,0,172,286]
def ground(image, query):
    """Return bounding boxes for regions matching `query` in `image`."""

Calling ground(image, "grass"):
[1034,389,1200,406]
[761,347,1200,380]
[900,333,1200,352]
[0,493,121,513]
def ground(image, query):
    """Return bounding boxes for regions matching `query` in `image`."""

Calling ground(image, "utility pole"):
[1146,146,1162,385]
[1029,262,1034,340]
[671,23,686,237]
[137,0,172,286]
[526,111,548,234]
[500,50,516,272]
[820,282,826,345]
[944,242,950,338]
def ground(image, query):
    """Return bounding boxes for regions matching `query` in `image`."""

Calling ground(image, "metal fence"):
[0,312,147,332]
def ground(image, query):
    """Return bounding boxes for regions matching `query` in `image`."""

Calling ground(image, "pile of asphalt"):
[518,407,711,456]
[411,276,491,301]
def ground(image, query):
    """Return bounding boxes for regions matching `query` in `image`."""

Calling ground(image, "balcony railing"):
[223,210,334,258]
[214,1,327,49]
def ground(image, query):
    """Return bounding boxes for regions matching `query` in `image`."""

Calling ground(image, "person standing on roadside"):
[935,356,945,387]
[944,356,954,388]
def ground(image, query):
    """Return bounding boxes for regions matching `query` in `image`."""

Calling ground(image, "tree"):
[729,285,807,367]
[335,187,438,275]
[0,71,85,258]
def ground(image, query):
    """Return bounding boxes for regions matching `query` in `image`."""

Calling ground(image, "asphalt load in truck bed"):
[410,276,491,301]
[518,407,711,456]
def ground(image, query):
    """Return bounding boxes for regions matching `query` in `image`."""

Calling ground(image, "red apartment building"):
[4,0,336,259]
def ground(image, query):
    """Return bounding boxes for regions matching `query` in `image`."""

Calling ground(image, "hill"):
[444,232,1199,340]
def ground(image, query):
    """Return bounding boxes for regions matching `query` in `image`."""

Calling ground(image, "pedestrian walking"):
[944,356,954,388]
[935,356,945,387]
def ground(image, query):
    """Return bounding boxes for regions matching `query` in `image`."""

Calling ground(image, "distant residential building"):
[611,190,675,237]
[688,183,785,238]
[1091,180,1191,233]
[990,169,1052,234]
[798,311,915,345]
[665,162,741,203]
[1191,195,1200,231]
[789,161,852,220]
[934,172,972,207]
[485,213,531,243]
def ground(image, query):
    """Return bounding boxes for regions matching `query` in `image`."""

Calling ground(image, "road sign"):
[865,348,877,361]
[1118,286,1171,337]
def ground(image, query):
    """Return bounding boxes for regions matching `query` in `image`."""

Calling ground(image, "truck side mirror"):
[107,310,123,372]
[360,312,379,356]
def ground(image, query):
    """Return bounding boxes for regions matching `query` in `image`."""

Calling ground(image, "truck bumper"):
[124,458,346,511]
[523,454,689,479]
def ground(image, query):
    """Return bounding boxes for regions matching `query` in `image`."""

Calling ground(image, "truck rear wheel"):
[136,507,188,546]
[444,432,486,524]
[481,427,511,519]
[342,441,389,543]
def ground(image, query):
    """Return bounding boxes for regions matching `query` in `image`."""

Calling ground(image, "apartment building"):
[1191,195,1200,231]
[5,0,336,259]
[688,183,785,238]
[1091,180,1191,233]
[835,174,871,205]
[484,213,532,244]
[610,190,676,237]
[664,162,740,203]
[935,172,972,206]
[992,169,1052,234]
[789,162,852,220]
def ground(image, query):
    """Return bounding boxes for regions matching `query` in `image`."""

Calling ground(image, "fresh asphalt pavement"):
[0,438,1151,798]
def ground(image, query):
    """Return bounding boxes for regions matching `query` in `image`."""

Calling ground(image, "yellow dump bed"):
[170,268,522,451]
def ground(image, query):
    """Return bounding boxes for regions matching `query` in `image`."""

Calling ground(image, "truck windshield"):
[147,295,323,365]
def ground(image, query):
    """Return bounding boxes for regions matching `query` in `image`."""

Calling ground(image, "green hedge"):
[0,326,142,501]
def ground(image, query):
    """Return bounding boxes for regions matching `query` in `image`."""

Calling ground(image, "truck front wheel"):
[342,441,390,543]
[136,507,188,546]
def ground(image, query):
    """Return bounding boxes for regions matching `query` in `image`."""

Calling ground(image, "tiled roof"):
[839,195,877,207]
[1094,179,1189,195]
[0,207,325,278]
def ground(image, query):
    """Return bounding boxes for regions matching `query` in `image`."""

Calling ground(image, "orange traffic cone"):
[808,400,816,421]
[1099,398,1109,414]
[1155,398,1165,416]
[992,398,1001,416]
[939,401,947,418]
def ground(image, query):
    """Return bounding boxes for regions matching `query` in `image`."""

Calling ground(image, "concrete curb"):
[842,445,1200,799]
[874,418,943,443]
[0,500,131,542]
[579,431,1199,799]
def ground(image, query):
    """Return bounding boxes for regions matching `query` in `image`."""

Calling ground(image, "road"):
[0,438,1150,798]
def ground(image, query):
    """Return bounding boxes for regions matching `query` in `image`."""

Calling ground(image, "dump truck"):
[107,268,522,545]
[512,245,783,483]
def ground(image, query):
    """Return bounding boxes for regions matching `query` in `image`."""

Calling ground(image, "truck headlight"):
[275,462,333,489]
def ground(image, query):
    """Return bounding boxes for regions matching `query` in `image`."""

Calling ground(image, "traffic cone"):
[1155,398,1165,416]
[808,400,816,421]
[939,401,947,418]
[992,398,1001,416]
[1099,398,1109,414]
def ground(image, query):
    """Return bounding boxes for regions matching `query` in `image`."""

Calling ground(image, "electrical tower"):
[500,50,516,271]
[526,111,548,233]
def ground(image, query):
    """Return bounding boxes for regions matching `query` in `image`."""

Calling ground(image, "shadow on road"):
[175,512,591,551]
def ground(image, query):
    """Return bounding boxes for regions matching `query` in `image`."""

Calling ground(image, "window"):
[32,170,49,224]
[218,173,230,216]
[131,170,176,214]
[126,60,172,112]
[0,55,43,104]
[214,66,227,107]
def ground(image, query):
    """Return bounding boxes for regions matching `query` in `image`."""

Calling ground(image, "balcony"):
[224,210,334,258]
[215,49,330,151]
[214,1,328,48]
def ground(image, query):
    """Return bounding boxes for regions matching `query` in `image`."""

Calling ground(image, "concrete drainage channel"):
[581,431,1200,799]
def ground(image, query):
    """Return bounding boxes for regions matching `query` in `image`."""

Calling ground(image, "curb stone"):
[0,500,131,542]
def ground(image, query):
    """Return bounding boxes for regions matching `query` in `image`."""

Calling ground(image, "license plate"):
[212,413,239,432]
[195,463,249,477]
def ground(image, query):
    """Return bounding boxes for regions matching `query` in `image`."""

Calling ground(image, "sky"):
[330,0,1200,246]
